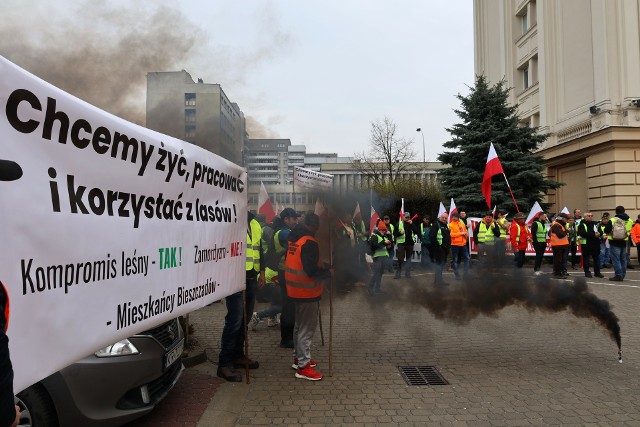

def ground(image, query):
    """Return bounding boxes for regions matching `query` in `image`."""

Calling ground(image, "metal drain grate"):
[398,366,449,386]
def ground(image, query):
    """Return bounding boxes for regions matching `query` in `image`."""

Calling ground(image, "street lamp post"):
[416,128,425,163]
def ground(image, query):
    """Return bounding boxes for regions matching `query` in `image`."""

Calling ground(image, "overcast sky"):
[1,1,474,160]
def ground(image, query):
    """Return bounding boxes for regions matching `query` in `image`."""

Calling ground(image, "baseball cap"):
[404,211,410,217]
[280,208,300,219]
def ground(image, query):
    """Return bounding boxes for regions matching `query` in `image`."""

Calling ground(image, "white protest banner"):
[293,166,333,191]
[0,55,247,392]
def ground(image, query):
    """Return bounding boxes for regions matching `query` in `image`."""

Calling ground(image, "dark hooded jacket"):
[603,213,630,248]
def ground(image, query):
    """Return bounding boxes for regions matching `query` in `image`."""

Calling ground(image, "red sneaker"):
[295,363,323,381]
[292,358,317,370]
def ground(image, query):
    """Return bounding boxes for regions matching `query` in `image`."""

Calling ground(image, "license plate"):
[164,339,184,369]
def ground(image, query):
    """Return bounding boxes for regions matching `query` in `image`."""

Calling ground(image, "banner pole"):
[242,289,250,384]
[328,202,334,377]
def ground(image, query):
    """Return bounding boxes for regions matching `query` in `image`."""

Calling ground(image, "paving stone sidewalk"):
[134,265,640,426]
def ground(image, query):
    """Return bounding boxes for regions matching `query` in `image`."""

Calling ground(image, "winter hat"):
[377,222,387,232]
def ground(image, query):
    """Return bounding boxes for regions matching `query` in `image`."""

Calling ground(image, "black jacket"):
[577,219,601,250]
[430,220,451,249]
[0,284,14,427]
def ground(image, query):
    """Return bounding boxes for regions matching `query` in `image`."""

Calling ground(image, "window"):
[185,125,196,139]
[522,11,528,33]
[185,93,196,106]
[523,67,529,89]
[185,109,196,123]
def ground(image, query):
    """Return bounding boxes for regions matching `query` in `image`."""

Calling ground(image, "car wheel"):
[15,383,59,427]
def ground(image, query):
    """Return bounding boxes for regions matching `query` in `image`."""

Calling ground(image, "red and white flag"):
[448,198,457,223]
[399,198,405,218]
[492,205,497,215]
[258,182,276,224]
[437,202,447,218]
[353,202,362,222]
[370,205,380,231]
[481,143,505,209]
[525,201,543,225]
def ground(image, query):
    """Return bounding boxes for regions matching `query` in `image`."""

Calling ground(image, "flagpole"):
[501,173,520,213]
[292,167,297,212]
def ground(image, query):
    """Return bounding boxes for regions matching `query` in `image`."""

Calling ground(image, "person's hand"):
[11,405,20,427]
[258,272,266,288]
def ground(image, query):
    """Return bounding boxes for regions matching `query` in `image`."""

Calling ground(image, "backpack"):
[611,217,628,240]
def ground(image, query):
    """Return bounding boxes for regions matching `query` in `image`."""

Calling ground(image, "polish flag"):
[525,201,543,225]
[481,143,505,209]
[399,198,405,218]
[448,198,457,223]
[437,202,447,218]
[257,182,275,224]
[492,205,497,215]
[370,205,380,231]
[353,202,362,222]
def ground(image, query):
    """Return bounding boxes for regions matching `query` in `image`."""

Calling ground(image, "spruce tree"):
[438,76,560,217]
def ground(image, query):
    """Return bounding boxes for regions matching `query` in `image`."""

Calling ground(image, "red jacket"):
[509,221,530,251]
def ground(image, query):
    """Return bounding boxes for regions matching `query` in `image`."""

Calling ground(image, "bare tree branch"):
[352,116,417,188]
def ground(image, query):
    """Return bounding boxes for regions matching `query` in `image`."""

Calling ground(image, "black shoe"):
[217,366,242,382]
[280,340,294,349]
[584,272,593,278]
[627,265,635,269]
[594,273,605,278]
[601,264,610,269]
[233,358,259,369]
[609,276,623,282]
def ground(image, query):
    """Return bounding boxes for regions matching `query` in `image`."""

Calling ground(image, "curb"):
[182,349,208,368]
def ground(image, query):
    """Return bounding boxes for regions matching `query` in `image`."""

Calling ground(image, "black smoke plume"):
[406,254,621,350]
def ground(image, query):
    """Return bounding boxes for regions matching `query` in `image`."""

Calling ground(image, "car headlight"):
[95,339,140,357]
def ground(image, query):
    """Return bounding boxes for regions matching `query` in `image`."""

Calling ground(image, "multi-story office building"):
[146,70,245,164]
[474,0,640,214]
[245,139,351,213]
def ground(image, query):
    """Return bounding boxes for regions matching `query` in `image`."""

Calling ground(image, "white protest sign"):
[0,55,247,392]
[293,166,333,191]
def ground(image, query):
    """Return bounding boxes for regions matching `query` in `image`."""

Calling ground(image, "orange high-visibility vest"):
[285,235,323,299]
[550,222,569,246]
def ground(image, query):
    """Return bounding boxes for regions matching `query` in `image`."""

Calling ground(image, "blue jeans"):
[451,245,470,278]
[610,244,627,279]
[218,274,256,367]
[257,284,282,320]
[368,256,385,293]
[599,242,610,267]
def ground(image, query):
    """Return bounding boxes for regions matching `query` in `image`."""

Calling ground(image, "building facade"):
[146,70,245,164]
[474,0,640,216]
[244,139,349,213]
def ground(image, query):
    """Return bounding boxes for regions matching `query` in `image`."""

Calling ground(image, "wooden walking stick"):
[318,301,324,346]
